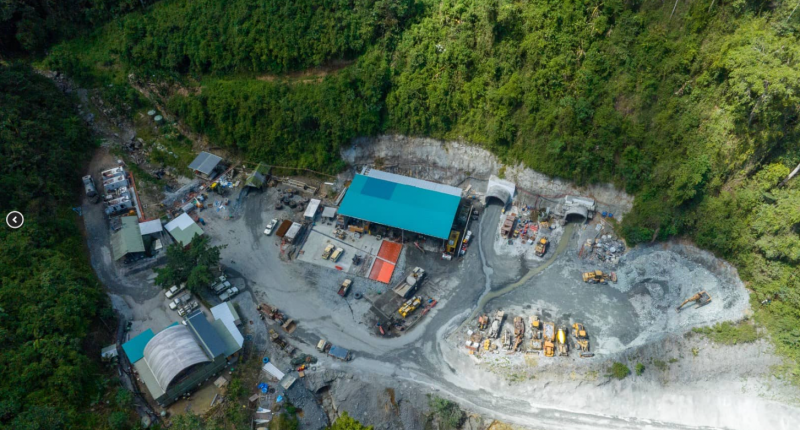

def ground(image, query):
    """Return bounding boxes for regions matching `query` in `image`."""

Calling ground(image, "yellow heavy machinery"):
[478,314,489,330]
[556,326,569,356]
[513,317,525,352]
[398,296,422,318]
[543,322,556,357]
[572,323,591,355]
[676,291,712,312]
[446,230,461,254]
[582,270,617,284]
[534,238,549,257]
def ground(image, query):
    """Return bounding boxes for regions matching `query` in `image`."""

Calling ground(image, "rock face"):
[344,135,633,215]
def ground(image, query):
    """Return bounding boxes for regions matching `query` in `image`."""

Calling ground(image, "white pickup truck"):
[165,283,186,299]
[218,286,239,302]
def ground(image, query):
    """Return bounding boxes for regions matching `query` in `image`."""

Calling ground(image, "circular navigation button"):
[6,211,24,229]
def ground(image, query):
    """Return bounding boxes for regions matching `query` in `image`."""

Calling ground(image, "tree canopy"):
[155,234,224,292]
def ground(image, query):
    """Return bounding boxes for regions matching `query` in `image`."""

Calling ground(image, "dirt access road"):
[196,188,800,430]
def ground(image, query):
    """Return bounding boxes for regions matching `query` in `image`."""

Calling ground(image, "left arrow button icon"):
[6,211,24,229]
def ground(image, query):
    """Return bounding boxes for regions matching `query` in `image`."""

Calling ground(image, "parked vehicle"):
[169,292,191,310]
[338,279,352,297]
[330,247,344,262]
[213,280,232,294]
[321,244,335,260]
[218,286,239,302]
[328,345,351,361]
[392,267,425,299]
[264,219,278,235]
[165,283,186,299]
[178,301,198,317]
[82,175,100,203]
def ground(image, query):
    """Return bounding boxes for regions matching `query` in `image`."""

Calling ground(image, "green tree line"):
[0,64,120,429]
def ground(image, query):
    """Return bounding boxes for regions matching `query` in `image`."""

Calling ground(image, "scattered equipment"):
[676,291,712,312]
[582,270,617,284]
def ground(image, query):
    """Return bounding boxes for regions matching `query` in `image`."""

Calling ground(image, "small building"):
[111,216,145,261]
[321,206,337,221]
[285,222,304,244]
[138,219,163,236]
[337,168,462,240]
[304,199,321,221]
[188,152,223,179]
[165,213,204,247]
[121,310,243,407]
[244,162,270,189]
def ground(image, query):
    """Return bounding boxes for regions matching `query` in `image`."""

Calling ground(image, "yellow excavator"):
[534,238,549,257]
[676,291,712,312]
[582,270,617,284]
[398,296,422,318]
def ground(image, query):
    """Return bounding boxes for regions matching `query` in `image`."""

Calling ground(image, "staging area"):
[89,151,790,429]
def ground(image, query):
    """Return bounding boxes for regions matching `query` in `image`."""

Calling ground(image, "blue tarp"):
[338,175,460,239]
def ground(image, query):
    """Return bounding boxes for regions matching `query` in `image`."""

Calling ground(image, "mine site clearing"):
[86,147,756,428]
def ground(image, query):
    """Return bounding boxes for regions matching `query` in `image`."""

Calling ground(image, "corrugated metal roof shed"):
[186,311,227,358]
[321,206,337,218]
[122,329,154,363]
[165,213,204,246]
[138,219,163,235]
[338,173,461,239]
[188,152,222,176]
[111,216,145,261]
[143,325,211,390]
[304,199,321,219]
[364,168,461,196]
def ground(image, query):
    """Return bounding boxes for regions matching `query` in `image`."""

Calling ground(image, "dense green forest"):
[0,65,135,428]
[24,0,800,384]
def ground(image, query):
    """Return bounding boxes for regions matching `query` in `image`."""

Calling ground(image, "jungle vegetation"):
[8,0,800,399]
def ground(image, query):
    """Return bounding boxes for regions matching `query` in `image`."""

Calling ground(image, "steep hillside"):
[41,0,800,381]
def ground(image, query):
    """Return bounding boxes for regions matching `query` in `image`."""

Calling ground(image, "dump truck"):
[556,326,569,356]
[488,311,505,338]
[543,321,556,357]
[676,291,712,312]
[393,267,426,299]
[316,339,329,352]
[398,296,422,318]
[322,244,335,260]
[338,279,352,297]
[330,247,344,262]
[513,317,525,351]
[218,286,239,302]
[534,238,549,257]
[582,270,617,284]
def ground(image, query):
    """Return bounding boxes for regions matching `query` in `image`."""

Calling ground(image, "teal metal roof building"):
[338,169,462,239]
